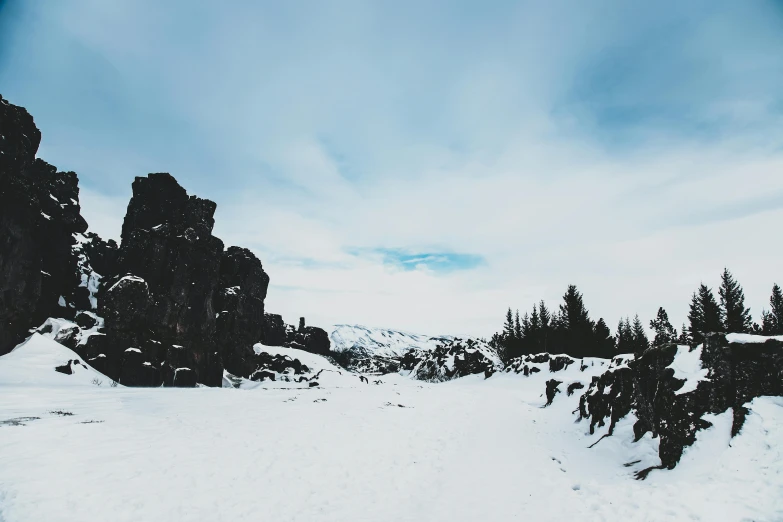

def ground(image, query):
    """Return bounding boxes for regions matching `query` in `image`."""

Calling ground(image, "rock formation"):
[0,93,331,385]
[0,95,88,355]
[399,338,500,382]
[577,334,783,476]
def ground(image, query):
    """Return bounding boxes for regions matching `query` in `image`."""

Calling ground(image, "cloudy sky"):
[1,0,782,337]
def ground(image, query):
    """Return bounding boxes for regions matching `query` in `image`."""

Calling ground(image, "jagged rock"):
[97,173,225,386]
[288,325,331,356]
[74,311,97,329]
[215,246,269,377]
[0,94,87,354]
[1,95,332,388]
[401,338,499,382]
[119,348,160,387]
[566,382,585,396]
[549,355,575,373]
[577,334,783,474]
[0,94,41,184]
[79,232,118,277]
[262,313,287,346]
[545,379,562,406]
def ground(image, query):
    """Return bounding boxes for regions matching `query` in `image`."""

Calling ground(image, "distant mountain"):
[329,324,454,359]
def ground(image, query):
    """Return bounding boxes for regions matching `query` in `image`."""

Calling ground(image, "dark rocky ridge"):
[399,338,498,382]
[576,334,783,476]
[0,94,330,385]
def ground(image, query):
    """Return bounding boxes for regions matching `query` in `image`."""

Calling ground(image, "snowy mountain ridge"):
[329,324,456,358]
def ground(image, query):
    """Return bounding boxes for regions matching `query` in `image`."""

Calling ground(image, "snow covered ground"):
[1,337,782,521]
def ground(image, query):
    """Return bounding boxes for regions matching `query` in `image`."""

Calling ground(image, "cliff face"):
[0,94,330,384]
[0,96,88,355]
[577,334,783,476]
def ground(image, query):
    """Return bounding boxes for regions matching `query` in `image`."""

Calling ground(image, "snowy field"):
[1,337,782,521]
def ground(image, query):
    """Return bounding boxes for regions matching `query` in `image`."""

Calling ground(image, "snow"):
[107,275,146,293]
[57,296,66,307]
[0,337,781,521]
[0,334,116,387]
[726,333,783,344]
[40,212,50,220]
[667,345,710,395]
[329,324,453,358]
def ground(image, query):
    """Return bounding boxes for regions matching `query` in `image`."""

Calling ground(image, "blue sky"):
[1,0,782,336]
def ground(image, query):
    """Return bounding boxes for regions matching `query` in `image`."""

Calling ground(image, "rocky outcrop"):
[87,173,225,387]
[577,334,783,476]
[262,313,288,346]
[1,94,331,386]
[215,246,270,377]
[286,318,331,356]
[400,338,500,382]
[1,95,88,354]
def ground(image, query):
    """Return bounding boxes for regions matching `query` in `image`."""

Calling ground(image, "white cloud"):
[5,0,783,337]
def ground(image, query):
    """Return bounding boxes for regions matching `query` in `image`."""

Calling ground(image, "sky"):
[1,0,782,337]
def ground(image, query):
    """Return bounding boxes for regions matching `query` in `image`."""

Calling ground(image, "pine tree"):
[761,310,776,335]
[689,284,723,345]
[631,314,650,354]
[677,323,690,345]
[503,308,515,339]
[687,291,703,346]
[593,318,615,358]
[557,285,594,358]
[770,284,783,335]
[649,307,677,347]
[719,269,752,333]
[616,318,634,354]
[538,301,551,353]
[514,310,522,340]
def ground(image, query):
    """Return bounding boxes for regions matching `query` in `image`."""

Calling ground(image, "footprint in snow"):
[0,417,41,427]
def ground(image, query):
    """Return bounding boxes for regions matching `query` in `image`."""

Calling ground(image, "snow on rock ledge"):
[576,333,783,476]
[0,333,117,387]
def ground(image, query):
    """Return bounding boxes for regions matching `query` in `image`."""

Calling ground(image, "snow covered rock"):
[400,338,500,382]
[0,333,116,387]
[577,333,783,475]
[329,324,453,372]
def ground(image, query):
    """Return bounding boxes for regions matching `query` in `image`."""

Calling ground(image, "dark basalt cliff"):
[0,95,89,354]
[0,94,330,385]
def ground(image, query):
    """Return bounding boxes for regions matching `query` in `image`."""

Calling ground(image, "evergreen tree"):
[514,310,522,340]
[689,284,723,345]
[530,304,540,332]
[631,314,650,354]
[649,307,677,347]
[719,269,752,333]
[616,318,634,354]
[677,324,690,345]
[770,284,783,335]
[538,300,551,353]
[503,308,515,339]
[761,310,776,335]
[556,285,595,358]
[593,317,615,358]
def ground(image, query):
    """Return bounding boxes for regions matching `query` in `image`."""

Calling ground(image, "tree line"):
[490,269,783,362]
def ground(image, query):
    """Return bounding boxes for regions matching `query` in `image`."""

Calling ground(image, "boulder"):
[262,313,287,346]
